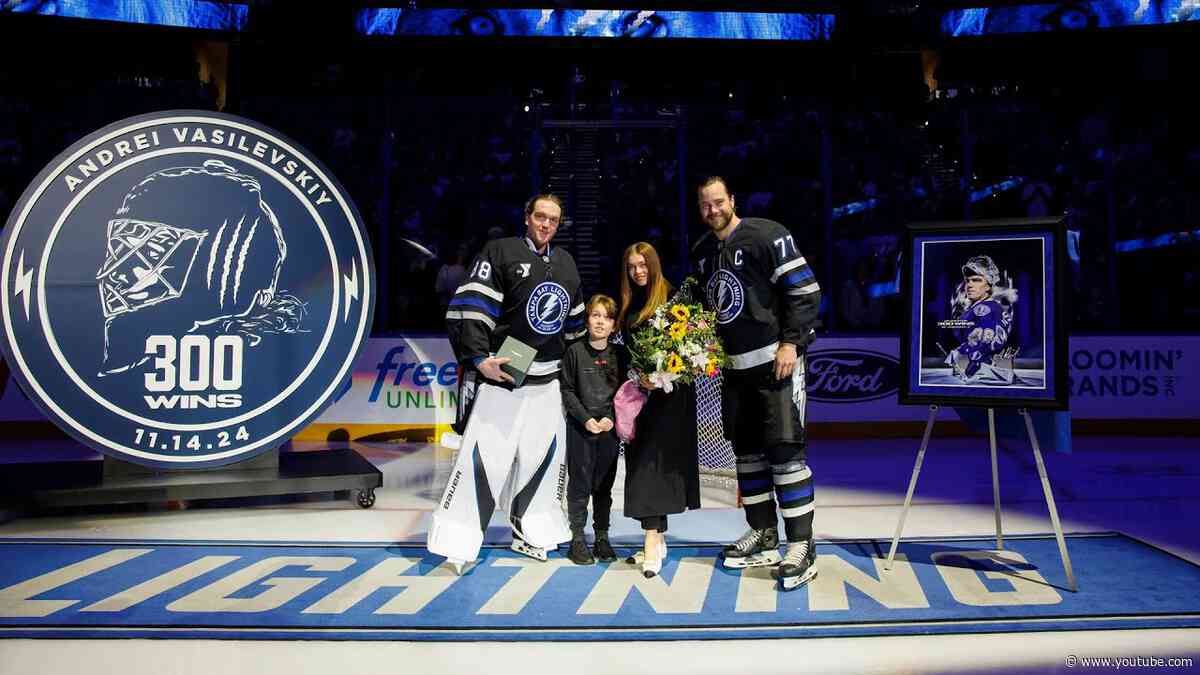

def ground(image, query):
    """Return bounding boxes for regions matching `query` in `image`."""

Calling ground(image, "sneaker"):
[772,539,818,591]
[593,531,617,563]
[721,527,782,569]
[568,534,595,565]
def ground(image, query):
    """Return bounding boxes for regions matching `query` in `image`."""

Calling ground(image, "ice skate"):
[772,539,818,591]
[721,527,782,569]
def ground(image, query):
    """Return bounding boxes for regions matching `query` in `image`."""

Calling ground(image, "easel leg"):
[886,404,938,570]
[988,407,1004,550]
[1021,409,1078,592]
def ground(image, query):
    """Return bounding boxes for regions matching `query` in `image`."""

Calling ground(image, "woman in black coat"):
[617,241,701,577]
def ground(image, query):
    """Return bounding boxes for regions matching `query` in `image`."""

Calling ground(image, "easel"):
[883,404,1077,592]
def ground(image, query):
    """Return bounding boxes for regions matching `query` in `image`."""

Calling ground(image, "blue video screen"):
[943,1,1199,36]
[356,8,836,41]
[1,0,248,31]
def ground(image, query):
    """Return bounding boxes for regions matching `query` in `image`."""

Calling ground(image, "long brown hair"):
[618,242,672,328]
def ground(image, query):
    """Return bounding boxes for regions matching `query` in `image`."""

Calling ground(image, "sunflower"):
[666,354,685,373]
[705,359,719,377]
[670,304,690,321]
[668,321,687,340]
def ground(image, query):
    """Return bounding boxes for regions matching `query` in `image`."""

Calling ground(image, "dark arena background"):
[1,2,1198,674]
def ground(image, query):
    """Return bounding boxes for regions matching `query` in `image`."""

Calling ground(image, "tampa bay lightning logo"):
[0,111,375,468]
[705,269,744,325]
[974,304,991,317]
[526,281,570,335]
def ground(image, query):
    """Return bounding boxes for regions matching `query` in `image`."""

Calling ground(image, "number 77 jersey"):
[690,217,822,371]
[0,111,375,468]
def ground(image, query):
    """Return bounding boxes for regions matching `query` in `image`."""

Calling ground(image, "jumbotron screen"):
[943,1,1199,36]
[2,0,248,31]
[356,8,836,41]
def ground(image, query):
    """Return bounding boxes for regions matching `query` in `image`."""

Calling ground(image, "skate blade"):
[510,541,548,561]
[779,566,819,591]
[722,551,782,569]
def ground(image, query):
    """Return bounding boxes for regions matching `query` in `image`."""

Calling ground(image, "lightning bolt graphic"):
[539,295,560,322]
[343,259,358,322]
[14,250,34,321]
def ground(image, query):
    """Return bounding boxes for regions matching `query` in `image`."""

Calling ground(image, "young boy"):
[559,294,626,565]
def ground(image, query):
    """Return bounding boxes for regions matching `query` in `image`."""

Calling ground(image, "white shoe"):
[642,538,668,578]
[642,558,661,577]
[446,558,473,576]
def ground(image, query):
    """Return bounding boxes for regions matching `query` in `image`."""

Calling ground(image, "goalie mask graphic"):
[97,159,302,375]
[98,216,206,319]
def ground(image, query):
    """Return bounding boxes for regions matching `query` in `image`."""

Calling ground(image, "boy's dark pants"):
[566,422,620,534]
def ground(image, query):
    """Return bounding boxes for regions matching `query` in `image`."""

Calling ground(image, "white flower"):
[681,341,701,356]
[648,370,681,394]
[651,315,668,331]
[689,351,709,369]
[652,351,666,371]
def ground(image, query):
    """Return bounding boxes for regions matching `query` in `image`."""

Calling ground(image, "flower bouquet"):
[613,278,724,442]
[626,277,726,393]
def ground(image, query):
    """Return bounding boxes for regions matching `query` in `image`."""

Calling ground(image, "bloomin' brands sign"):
[1066,337,1194,418]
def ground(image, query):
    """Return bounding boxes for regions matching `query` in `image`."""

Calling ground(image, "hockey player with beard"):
[691,176,822,591]
[428,194,586,572]
[945,255,1020,384]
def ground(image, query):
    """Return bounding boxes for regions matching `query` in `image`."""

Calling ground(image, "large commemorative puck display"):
[1,111,375,469]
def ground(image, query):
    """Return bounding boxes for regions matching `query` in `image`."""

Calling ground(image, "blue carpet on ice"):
[1,533,1197,640]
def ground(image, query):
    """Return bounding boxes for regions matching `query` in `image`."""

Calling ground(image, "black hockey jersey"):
[446,236,585,386]
[691,218,822,370]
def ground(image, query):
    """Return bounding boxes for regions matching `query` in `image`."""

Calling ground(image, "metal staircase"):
[543,125,605,293]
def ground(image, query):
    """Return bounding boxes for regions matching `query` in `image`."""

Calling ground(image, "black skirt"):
[623,382,701,519]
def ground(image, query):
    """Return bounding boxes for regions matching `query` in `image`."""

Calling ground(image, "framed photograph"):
[900,218,1068,409]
